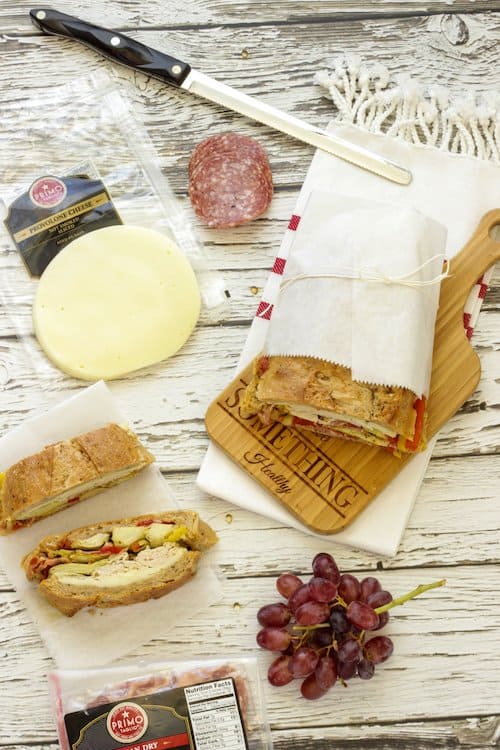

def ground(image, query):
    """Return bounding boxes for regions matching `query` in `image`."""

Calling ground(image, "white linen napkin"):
[198,124,500,557]
[0,382,222,668]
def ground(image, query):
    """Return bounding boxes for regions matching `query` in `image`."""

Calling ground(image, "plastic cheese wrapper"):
[49,656,272,750]
[0,70,228,386]
[265,191,448,398]
[0,382,222,669]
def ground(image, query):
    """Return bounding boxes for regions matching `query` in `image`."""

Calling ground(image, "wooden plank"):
[0,263,275,339]
[0,455,498,593]
[2,3,500,35]
[0,14,500,241]
[0,217,496,331]
[0,309,496,470]
[0,3,498,747]
[0,262,496,342]
[0,191,292,286]
[0,15,498,190]
[0,189,497,339]
[2,714,499,750]
[2,2,500,35]
[0,196,497,376]
[271,718,500,749]
[0,565,498,743]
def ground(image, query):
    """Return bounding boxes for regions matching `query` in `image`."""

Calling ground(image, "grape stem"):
[374,579,446,615]
[291,622,331,648]
[291,623,330,632]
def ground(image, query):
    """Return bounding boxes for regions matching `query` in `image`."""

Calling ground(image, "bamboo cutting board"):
[205,210,500,534]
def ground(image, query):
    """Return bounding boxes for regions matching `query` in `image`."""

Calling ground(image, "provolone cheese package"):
[49,656,272,750]
[0,71,228,389]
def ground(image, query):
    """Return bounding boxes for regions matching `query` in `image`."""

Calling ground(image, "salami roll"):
[188,133,273,228]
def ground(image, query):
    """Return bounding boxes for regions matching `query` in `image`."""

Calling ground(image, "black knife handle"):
[29,8,191,87]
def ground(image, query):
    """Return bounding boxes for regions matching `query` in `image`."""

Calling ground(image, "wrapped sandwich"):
[23,511,218,616]
[242,355,426,455]
[242,194,446,457]
[0,423,154,532]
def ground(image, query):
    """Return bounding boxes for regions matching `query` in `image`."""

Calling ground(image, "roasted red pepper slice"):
[99,543,124,555]
[257,356,270,376]
[129,541,145,553]
[293,416,316,427]
[30,556,65,579]
[405,397,426,452]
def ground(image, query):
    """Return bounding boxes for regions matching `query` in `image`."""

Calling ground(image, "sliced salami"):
[188,132,273,228]
[189,132,268,177]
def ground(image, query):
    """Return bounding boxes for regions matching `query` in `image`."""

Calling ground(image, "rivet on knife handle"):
[29,8,191,87]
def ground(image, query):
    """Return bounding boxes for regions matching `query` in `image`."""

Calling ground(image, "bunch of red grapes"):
[256,552,395,700]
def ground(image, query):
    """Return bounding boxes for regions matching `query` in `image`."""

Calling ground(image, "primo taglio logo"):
[106,702,148,743]
[29,176,67,208]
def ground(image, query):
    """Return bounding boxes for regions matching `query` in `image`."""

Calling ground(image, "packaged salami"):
[49,656,272,750]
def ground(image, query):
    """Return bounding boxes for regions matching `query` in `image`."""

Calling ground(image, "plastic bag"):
[49,656,272,750]
[0,70,228,387]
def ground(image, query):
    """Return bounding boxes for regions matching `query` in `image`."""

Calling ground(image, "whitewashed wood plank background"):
[0,2,499,749]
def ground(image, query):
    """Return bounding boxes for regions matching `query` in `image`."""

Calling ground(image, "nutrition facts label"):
[184,678,248,750]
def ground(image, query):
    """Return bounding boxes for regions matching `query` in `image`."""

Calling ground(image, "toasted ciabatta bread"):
[242,355,427,455]
[0,424,155,532]
[23,511,218,616]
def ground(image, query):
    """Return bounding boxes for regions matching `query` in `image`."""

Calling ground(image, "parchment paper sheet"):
[0,382,222,668]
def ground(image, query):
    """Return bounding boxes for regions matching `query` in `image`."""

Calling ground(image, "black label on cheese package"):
[63,677,249,750]
[3,163,122,276]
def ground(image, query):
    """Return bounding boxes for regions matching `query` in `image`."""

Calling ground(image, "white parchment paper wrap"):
[265,192,448,396]
[0,382,222,669]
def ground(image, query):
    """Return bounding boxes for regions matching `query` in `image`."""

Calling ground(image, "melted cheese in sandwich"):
[281,404,398,438]
[12,467,137,521]
[51,545,187,588]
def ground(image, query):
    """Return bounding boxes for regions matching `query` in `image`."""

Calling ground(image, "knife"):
[30,8,412,185]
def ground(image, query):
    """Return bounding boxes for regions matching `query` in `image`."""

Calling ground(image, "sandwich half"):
[23,511,218,616]
[0,424,154,532]
[242,355,426,455]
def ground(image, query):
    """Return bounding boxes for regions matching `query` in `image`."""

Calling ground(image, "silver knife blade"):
[30,8,411,185]
[183,70,412,185]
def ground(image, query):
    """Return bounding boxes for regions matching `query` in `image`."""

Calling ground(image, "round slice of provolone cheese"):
[33,225,201,380]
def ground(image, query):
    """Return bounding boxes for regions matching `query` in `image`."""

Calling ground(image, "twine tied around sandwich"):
[279,254,450,293]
